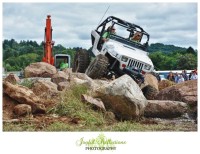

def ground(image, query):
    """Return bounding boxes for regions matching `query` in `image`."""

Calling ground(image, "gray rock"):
[144,100,188,118]
[96,75,148,120]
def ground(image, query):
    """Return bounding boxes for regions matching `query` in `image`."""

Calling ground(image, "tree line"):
[3,39,80,71]
[2,39,197,71]
[148,43,197,70]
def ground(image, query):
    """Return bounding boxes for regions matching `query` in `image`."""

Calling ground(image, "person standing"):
[190,71,198,80]
[182,70,188,81]
[177,74,185,83]
[174,72,179,83]
[167,71,175,82]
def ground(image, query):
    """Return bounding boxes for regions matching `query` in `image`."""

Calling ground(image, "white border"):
[1,0,199,154]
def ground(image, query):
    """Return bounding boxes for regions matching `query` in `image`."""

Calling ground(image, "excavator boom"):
[42,15,54,65]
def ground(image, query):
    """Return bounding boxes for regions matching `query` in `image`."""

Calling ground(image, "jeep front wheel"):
[142,85,158,100]
[85,54,109,79]
[72,49,90,73]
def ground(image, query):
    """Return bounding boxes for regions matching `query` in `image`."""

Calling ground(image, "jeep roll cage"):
[95,16,150,51]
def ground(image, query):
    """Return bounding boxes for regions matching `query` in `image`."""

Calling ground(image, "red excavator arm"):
[42,15,54,65]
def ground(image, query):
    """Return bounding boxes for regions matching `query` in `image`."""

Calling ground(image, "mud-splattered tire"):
[85,54,109,79]
[72,49,90,73]
[142,85,159,100]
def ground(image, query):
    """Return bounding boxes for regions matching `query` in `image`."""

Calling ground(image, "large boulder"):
[96,75,148,120]
[144,100,188,118]
[51,71,69,85]
[3,81,46,113]
[32,80,59,99]
[155,80,197,107]
[24,62,57,78]
[140,73,159,100]
[4,73,20,84]
[143,73,159,91]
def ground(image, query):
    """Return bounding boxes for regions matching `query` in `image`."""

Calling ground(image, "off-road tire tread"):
[72,49,90,73]
[86,54,109,79]
[142,85,158,100]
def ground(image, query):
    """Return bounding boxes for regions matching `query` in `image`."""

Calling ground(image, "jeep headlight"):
[121,56,128,62]
[144,64,151,70]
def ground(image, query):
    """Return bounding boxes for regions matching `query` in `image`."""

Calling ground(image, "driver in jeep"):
[102,26,116,42]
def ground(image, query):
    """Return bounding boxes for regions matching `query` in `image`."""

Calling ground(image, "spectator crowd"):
[166,69,198,83]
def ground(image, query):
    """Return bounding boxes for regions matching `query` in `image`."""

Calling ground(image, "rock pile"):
[3,62,197,122]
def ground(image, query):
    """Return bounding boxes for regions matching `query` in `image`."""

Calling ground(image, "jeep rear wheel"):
[86,54,109,79]
[72,49,90,73]
[142,85,158,100]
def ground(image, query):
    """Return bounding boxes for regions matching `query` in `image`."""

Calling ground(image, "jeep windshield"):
[109,33,148,51]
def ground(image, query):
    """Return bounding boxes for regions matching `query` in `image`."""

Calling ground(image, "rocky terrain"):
[3,62,197,131]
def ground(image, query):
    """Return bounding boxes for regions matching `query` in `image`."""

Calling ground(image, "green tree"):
[186,46,195,54]
[176,53,197,70]
[149,51,166,70]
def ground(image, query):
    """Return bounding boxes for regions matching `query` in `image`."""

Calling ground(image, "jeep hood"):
[105,41,153,66]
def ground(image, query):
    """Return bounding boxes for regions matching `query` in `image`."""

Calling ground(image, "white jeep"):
[73,16,155,84]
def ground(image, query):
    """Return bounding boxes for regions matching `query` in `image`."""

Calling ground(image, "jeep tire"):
[142,85,158,100]
[72,49,90,73]
[86,54,109,79]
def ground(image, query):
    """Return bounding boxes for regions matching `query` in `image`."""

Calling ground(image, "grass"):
[18,78,34,88]
[3,122,36,131]
[4,120,195,132]
[45,122,72,131]
[48,84,105,127]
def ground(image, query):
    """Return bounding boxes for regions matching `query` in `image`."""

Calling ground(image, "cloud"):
[3,3,197,49]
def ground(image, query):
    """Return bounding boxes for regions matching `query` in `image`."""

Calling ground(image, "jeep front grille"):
[127,59,144,70]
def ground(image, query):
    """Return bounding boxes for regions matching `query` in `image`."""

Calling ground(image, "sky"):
[3,3,198,50]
